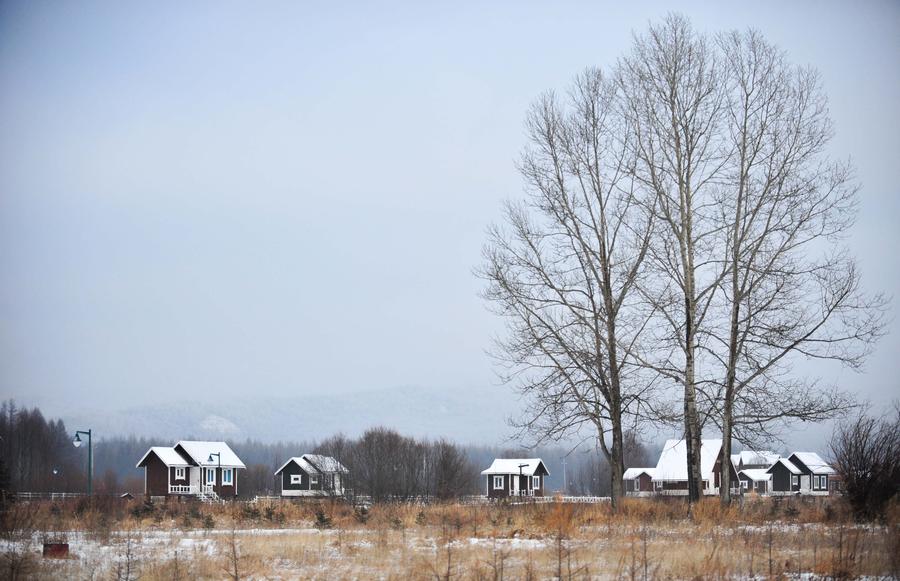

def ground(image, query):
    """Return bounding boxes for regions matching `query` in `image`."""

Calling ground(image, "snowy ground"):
[2,521,895,579]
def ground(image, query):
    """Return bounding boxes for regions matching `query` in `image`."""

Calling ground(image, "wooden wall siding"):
[769,464,798,492]
[787,455,829,492]
[658,480,690,490]
[280,461,311,492]
[144,453,168,496]
[637,473,652,492]
[169,467,189,485]
[486,474,509,498]
[485,473,544,497]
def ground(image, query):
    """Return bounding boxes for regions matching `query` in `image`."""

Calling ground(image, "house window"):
[493,476,504,490]
[222,468,233,485]
[634,478,640,489]
[791,475,798,486]
[206,469,215,485]
[310,475,319,486]
[175,467,185,480]
[290,474,302,485]
[741,480,749,490]
[532,476,540,489]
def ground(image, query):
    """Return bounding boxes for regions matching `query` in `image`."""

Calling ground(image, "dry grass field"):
[2,496,898,579]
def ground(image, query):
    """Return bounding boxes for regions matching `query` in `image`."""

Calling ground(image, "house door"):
[800,475,810,491]
[510,474,518,495]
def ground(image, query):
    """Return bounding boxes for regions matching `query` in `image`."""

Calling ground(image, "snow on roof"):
[653,439,723,481]
[274,454,349,476]
[623,468,656,479]
[274,456,315,476]
[739,468,772,482]
[790,452,836,475]
[136,446,191,468]
[481,459,548,476]
[737,451,779,467]
[303,454,349,474]
[767,458,801,475]
[730,454,740,466]
[176,441,245,468]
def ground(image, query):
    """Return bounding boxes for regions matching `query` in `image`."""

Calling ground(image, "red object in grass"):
[42,543,69,558]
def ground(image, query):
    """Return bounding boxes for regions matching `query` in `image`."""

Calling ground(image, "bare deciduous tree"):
[830,407,899,521]
[480,67,656,508]
[711,28,887,503]
[484,14,887,507]
[619,13,728,503]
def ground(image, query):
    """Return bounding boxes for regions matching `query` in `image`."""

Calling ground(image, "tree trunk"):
[683,259,703,504]
[609,407,625,509]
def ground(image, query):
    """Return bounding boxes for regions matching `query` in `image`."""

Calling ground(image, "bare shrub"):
[830,407,900,521]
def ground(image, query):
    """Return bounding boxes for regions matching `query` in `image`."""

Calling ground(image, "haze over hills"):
[58,385,528,446]
[49,382,839,453]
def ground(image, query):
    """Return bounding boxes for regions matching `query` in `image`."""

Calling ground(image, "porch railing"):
[168,484,217,495]
[169,484,197,494]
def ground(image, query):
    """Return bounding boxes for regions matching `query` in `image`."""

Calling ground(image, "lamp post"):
[72,429,92,496]
[207,452,220,493]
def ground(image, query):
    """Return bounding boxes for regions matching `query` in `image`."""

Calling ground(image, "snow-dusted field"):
[2,499,896,579]
[3,522,896,580]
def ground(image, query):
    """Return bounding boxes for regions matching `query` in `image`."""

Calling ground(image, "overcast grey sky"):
[1,1,897,434]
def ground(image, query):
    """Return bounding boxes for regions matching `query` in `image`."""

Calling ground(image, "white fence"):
[16,492,86,501]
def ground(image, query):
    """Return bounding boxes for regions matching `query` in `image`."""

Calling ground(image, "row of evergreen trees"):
[0,400,650,499]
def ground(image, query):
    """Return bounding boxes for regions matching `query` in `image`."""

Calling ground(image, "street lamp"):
[518,463,528,496]
[73,429,92,496]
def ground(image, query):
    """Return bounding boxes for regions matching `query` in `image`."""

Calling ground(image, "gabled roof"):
[789,452,836,475]
[481,459,549,476]
[623,467,656,479]
[302,454,348,474]
[739,468,772,482]
[274,456,315,476]
[766,457,801,475]
[274,454,349,476]
[653,439,722,482]
[736,450,779,467]
[175,441,245,468]
[136,446,191,468]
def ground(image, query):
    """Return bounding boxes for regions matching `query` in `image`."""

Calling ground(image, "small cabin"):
[275,454,349,497]
[481,458,549,498]
[136,441,245,500]
[623,468,655,496]
[788,452,835,494]
[738,469,772,494]
[766,458,802,493]
[651,439,739,495]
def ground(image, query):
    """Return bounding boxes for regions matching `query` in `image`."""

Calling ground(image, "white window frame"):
[493,475,504,490]
[310,475,319,486]
[175,467,185,480]
[532,475,540,489]
[222,468,233,485]
[290,474,302,485]
[206,468,216,485]
[791,474,798,486]
[741,480,749,490]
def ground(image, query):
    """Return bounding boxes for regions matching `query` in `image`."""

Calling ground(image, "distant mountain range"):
[60,386,526,445]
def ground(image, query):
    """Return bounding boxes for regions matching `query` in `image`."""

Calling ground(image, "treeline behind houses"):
[0,401,650,500]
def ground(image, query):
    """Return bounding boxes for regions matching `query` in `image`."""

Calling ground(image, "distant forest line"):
[0,400,653,499]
